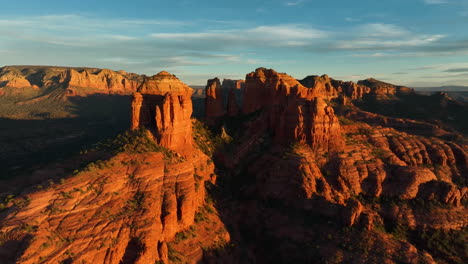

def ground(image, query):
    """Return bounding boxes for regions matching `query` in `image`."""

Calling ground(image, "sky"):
[1,0,468,87]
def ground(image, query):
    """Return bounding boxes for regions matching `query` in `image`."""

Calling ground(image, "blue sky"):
[1,0,468,86]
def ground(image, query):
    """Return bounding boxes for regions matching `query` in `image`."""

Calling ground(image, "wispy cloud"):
[423,0,448,4]
[150,24,328,48]
[332,23,445,51]
[345,17,361,22]
[0,14,466,84]
[443,67,468,72]
[285,0,305,6]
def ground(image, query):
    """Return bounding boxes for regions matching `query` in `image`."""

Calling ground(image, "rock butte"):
[131,72,194,156]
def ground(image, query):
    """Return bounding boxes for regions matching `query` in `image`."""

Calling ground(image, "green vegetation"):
[0,92,132,180]
[167,243,183,263]
[338,116,356,125]
[192,120,220,157]
[412,227,468,264]
[354,92,468,135]
[125,192,145,212]
[92,128,179,158]
[174,226,197,243]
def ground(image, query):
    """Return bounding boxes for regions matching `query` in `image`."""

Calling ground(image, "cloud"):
[409,63,468,71]
[0,14,466,84]
[150,24,328,49]
[443,67,468,72]
[345,17,361,22]
[285,0,305,6]
[331,23,445,51]
[423,0,448,4]
[393,72,409,75]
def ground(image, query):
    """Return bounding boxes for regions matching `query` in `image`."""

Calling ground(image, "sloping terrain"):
[0,66,466,263]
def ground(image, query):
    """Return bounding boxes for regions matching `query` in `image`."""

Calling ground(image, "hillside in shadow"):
[0,95,131,180]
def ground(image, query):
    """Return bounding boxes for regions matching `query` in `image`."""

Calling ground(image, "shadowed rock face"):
[357,78,414,96]
[204,78,244,123]
[205,78,224,125]
[131,72,193,155]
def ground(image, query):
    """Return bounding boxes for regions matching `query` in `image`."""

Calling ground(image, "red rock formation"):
[59,68,140,94]
[0,66,144,96]
[332,80,371,99]
[239,68,345,151]
[273,96,344,152]
[384,166,438,199]
[0,68,33,88]
[0,147,216,264]
[299,74,340,99]
[342,198,363,226]
[131,72,193,155]
[221,79,245,91]
[242,68,301,114]
[357,78,414,97]
[205,78,224,125]
[418,181,468,207]
[226,87,240,116]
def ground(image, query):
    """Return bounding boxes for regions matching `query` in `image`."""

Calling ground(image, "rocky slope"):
[0,72,228,264]
[204,67,467,263]
[0,66,466,264]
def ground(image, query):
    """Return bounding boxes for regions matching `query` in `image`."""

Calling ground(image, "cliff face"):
[357,78,414,96]
[203,78,244,123]
[204,78,224,125]
[240,68,345,151]
[131,72,194,155]
[0,67,35,89]
[299,74,340,99]
[0,66,144,96]
[58,68,140,94]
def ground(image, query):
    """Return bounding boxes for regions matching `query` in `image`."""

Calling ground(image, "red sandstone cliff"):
[0,66,144,96]
[58,68,140,94]
[131,72,194,156]
[205,78,224,125]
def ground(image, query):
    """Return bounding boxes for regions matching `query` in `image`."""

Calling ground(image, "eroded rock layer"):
[131,72,193,155]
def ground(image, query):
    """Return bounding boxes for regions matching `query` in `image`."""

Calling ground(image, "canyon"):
[0,66,466,263]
